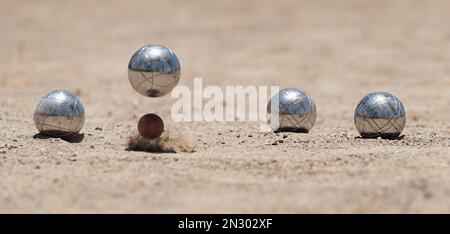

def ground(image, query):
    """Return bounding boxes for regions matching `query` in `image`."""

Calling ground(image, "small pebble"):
[68,156,77,161]
[68,153,77,161]
[7,145,16,149]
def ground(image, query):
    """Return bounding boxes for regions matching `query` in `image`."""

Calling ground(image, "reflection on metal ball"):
[128,44,181,97]
[267,88,317,133]
[33,90,85,137]
[354,91,406,139]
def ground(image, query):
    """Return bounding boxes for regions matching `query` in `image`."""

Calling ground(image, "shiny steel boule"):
[354,91,406,139]
[128,44,181,97]
[33,90,85,137]
[267,88,317,133]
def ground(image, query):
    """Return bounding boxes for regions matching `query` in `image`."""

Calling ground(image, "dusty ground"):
[1,0,450,213]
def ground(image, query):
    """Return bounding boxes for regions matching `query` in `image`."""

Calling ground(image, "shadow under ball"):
[128,44,181,97]
[138,113,164,139]
[354,91,406,139]
[33,90,85,137]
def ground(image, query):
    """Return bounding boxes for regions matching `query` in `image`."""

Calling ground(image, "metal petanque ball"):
[354,91,406,139]
[33,90,85,137]
[128,44,181,97]
[267,88,317,133]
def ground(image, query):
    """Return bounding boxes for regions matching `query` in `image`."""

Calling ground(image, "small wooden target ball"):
[138,113,164,139]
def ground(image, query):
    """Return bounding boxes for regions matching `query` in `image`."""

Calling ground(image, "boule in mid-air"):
[128,44,181,97]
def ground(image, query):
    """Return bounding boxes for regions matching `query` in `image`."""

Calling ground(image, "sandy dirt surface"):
[1,0,450,213]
